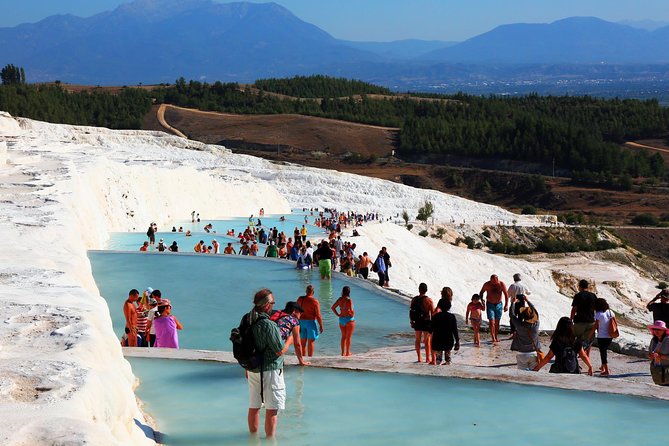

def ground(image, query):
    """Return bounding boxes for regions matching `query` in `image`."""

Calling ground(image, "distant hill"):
[618,19,669,31]
[0,0,378,84]
[340,39,457,59]
[421,17,669,64]
[1,3,669,89]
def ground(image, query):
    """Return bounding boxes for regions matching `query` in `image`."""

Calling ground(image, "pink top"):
[154,315,179,348]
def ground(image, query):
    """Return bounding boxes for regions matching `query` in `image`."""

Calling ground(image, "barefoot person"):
[430,298,459,365]
[465,294,485,347]
[571,279,597,359]
[123,289,140,347]
[246,289,286,438]
[479,274,509,343]
[297,285,324,357]
[410,283,434,362]
[331,286,355,356]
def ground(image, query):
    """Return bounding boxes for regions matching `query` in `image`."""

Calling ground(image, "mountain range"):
[1,0,669,88]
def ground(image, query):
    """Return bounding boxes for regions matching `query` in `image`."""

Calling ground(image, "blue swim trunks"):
[339,316,355,326]
[486,302,503,320]
[300,319,319,340]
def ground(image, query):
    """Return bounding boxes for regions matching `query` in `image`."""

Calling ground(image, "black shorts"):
[413,320,432,333]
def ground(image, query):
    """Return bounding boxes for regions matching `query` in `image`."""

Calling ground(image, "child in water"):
[465,294,485,347]
[331,286,355,356]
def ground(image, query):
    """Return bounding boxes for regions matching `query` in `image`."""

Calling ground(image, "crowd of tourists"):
[122,287,183,349]
[126,209,669,440]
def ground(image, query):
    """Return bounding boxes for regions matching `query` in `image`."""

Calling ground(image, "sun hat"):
[519,306,538,324]
[157,299,171,308]
[647,320,668,332]
[146,287,154,294]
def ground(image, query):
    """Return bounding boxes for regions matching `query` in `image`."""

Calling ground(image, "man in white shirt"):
[507,273,531,338]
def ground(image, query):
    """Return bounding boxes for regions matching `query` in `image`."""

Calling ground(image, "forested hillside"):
[253,75,391,97]
[1,75,667,179]
[0,84,151,129]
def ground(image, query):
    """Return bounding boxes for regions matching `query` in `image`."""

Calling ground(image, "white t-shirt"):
[595,309,614,338]
[508,281,530,299]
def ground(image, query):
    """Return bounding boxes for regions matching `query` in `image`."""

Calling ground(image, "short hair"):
[254,288,273,307]
[129,289,139,296]
[438,298,451,312]
[513,273,521,282]
[306,285,315,295]
[151,289,161,298]
[419,283,428,294]
[578,279,589,290]
[342,286,351,297]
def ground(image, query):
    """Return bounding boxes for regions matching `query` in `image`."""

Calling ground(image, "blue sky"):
[3,0,669,41]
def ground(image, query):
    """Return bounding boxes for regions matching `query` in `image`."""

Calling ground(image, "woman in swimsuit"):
[331,286,355,356]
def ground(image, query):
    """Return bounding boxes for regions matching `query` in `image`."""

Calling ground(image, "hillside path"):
[157,104,187,138]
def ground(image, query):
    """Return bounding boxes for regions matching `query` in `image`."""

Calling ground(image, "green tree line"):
[253,75,391,98]
[1,70,667,179]
[0,83,151,129]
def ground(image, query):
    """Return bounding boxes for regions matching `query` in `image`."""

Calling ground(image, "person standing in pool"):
[247,289,286,438]
[297,285,324,357]
[300,225,307,242]
[331,286,355,356]
[315,241,333,280]
[153,299,183,348]
[479,274,509,343]
[146,223,156,245]
[123,289,140,347]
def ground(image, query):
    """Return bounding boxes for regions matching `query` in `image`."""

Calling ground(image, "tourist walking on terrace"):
[153,299,183,349]
[647,289,669,325]
[648,320,669,386]
[430,298,459,365]
[123,289,140,347]
[373,250,386,287]
[571,279,597,359]
[381,247,392,287]
[358,252,372,279]
[533,317,593,375]
[297,285,324,357]
[246,289,286,438]
[509,295,542,370]
[410,283,434,363]
[331,286,355,356]
[479,274,509,343]
[594,298,617,376]
[465,294,485,347]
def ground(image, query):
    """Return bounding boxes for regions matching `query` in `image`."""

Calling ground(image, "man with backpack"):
[410,283,434,363]
[233,289,285,439]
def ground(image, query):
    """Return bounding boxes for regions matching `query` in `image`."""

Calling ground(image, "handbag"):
[608,310,619,339]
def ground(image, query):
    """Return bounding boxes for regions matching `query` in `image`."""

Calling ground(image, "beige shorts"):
[248,369,286,410]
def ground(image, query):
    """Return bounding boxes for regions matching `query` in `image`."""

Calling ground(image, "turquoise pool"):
[130,358,669,446]
[90,251,410,354]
